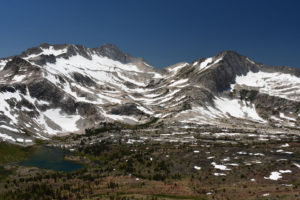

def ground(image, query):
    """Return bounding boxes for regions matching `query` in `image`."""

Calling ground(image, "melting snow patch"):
[280,112,296,121]
[200,132,210,135]
[0,125,19,133]
[227,163,239,166]
[0,133,16,142]
[265,172,282,180]
[276,149,293,154]
[214,172,226,176]
[199,58,212,69]
[41,46,67,56]
[222,157,230,161]
[280,143,289,148]
[167,63,188,74]
[12,75,27,82]
[279,170,291,173]
[211,162,231,170]
[198,57,213,71]
[293,163,300,169]
[282,184,293,187]
[258,138,269,141]
[253,153,265,156]
[126,139,134,144]
[192,61,198,67]
[25,139,32,143]
[264,170,291,180]
[194,166,201,170]
[44,109,81,133]
[169,79,188,87]
[270,116,283,122]
[214,97,265,122]
[16,138,24,143]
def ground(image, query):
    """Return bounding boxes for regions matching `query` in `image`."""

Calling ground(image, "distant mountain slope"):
[0,43,299,144]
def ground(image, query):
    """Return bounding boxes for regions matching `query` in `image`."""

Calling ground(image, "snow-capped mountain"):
[0,43,300,144]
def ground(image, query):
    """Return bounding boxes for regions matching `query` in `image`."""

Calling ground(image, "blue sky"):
[0,0,299,68]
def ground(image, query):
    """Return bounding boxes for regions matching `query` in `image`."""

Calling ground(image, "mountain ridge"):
[0,43,300,145]
[2,43,298,72]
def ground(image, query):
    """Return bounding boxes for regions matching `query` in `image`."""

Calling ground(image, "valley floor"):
[0,125,300,200]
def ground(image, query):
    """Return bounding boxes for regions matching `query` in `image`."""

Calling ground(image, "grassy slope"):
[0,142,31,165]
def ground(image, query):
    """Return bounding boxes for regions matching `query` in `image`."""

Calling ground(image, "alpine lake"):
[20,145,83,172]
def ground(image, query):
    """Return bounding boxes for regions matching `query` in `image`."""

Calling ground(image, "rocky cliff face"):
[0,43,299,144]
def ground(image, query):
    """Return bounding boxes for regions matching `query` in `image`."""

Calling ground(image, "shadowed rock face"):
[32,55,56,66]
[0,43,300,144]
[4,57,34,73]
[72,72,96,87]
[20,47,43,57]
[110,103,146,116]
[93,44,137,64]
[180,51,259,93]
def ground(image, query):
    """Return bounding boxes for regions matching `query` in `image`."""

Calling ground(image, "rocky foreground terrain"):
[0,43,300,145]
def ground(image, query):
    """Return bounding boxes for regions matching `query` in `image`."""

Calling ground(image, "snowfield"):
[231,71,300,101]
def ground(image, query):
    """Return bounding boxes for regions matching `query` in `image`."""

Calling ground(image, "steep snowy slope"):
[0,43,300,144]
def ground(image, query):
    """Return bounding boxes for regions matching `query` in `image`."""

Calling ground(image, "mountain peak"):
[39,42,51,48]
[15,43,144,65]
[215,50,247,62]
[217,50,242,56]
[98,43,121,51]
[93,43,136,64]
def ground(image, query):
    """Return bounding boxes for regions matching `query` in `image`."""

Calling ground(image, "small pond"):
[21,146,83,172]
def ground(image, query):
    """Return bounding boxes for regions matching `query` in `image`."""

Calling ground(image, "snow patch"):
[211,162,231,171]
[42,109,81,133]
[264,170,291,181]
[0,133,16,142]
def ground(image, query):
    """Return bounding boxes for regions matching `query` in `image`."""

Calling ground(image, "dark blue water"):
[21,146,83,172]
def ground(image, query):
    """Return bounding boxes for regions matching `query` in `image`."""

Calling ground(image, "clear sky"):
[0,0,299,68]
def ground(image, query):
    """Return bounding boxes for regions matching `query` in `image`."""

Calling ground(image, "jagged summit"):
[93,43,136,64]
[0,43,300,145]
[16,43,141,65]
